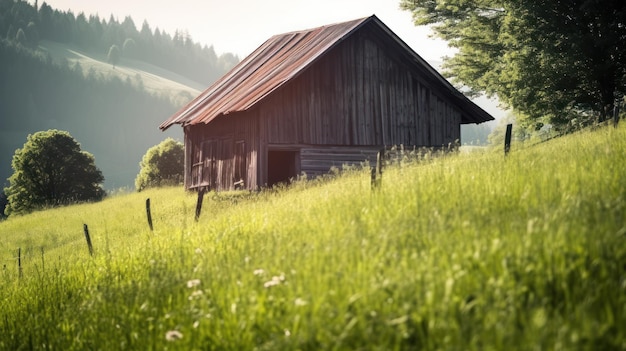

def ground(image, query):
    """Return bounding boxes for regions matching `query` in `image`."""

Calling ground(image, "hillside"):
[39,40,204,105]
[0,0,238,191]
[0,125,623,349]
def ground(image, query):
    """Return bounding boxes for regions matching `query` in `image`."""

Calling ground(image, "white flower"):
[165,330,183,341]
[188,290,203,300]
[263,275,286,288]
[294,298,307,306]
[253,269,265,276]
[187,279,201,288]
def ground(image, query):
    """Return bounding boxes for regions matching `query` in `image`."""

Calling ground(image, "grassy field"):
[0,125,624,350]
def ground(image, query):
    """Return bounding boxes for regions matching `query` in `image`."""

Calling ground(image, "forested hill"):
[0,0,239,86]
[0,0,239,190]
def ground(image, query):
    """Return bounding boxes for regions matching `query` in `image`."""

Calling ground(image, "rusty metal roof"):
[160,15,493,130]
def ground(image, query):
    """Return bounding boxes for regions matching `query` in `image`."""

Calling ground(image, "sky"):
[40,0,454,62]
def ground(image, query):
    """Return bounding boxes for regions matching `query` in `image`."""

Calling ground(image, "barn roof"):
[160,15,493,131]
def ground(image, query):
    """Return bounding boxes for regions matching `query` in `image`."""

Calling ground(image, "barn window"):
[267,149,299,186]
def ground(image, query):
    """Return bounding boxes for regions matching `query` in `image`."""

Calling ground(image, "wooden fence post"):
[614,99,621,128]
[504,123,513,155]
[146,198,153,231]
[83,224,93,256]
[371,150,384,191]
[18,247,22,278]
[195,189,205,221]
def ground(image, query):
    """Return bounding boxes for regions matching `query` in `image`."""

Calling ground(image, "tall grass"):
[0,125,624,350]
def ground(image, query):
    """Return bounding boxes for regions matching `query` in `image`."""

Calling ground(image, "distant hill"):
[0,39,187,190]
[38,40,204,106]
[0,0,238,191]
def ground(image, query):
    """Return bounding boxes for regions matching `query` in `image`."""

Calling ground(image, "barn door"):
[267,149,299,186]
[201,140,218,189]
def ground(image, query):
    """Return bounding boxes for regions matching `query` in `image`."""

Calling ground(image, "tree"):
[122,37,136,58]
[107,44,120,68]
[15,28,26,45]
[4,130,105,216]
[400,0,626,129]
[0,191,7,220]
[26,21,39,47]
[135,138,184,191]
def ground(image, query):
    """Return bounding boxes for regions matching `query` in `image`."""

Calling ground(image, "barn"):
[159,15,494,191]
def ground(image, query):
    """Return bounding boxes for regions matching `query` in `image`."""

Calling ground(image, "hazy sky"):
[39,0,454,62]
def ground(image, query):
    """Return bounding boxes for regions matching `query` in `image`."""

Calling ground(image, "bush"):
[4,130,105,216]
[135,138,184,191]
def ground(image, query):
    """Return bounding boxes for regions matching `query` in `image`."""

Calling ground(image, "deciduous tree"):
[135,138,184,191]
[4,130,105,216]
[400,0,626,129]
[107,44,120,68]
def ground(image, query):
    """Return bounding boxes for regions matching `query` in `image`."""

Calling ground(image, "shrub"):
[135,138,184,191]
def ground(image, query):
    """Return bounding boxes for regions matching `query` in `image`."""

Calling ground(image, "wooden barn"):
[159,15,494,191]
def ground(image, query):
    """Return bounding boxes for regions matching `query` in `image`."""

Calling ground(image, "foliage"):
[487,113,534,148]
[0,0,238,86]
[460,123,492,145]
[106,44,120,68]
[4,130,105,216]
[135,138,184,191]
[0,191,6,220]
[400,0,626,129]
[0,125,624,349]
[0,37,180,190]
[0,0,240,190]
[14,27,25,45]
[122,37,136,58]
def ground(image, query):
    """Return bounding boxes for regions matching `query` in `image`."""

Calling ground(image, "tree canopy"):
[400,0,626,130]
[4,130,105,216]
[135,138,184,191]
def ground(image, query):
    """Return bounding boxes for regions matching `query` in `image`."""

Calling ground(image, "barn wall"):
[300,146,382,178]
[256,26,461,149]
[184,113,260,191]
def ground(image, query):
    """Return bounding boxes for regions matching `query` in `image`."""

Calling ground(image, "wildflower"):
[294,298,307,306]
[284,329,291,337]
[195,248,203,254]
[253,269,265,276]
[165,330,183,341]
[263,274,286,288]
[187,279,201,288]
[188,290,203,300]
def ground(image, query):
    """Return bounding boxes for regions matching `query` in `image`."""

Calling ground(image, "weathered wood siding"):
[184,114,259,191]
[184,22,463,190]
[300,146,382,178]
[256,27,462,148]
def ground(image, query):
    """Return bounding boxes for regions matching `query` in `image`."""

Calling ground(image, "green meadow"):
[1,125,624,350]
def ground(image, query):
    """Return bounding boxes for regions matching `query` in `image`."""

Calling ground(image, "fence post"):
[83,224,93,256]
[18,247,22,278]
[614,99,621,128]
[377,150,384,178]
[371,150,384,191]
[195,189,205,221]
[504,123,513,155]
[146,198,154,231]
